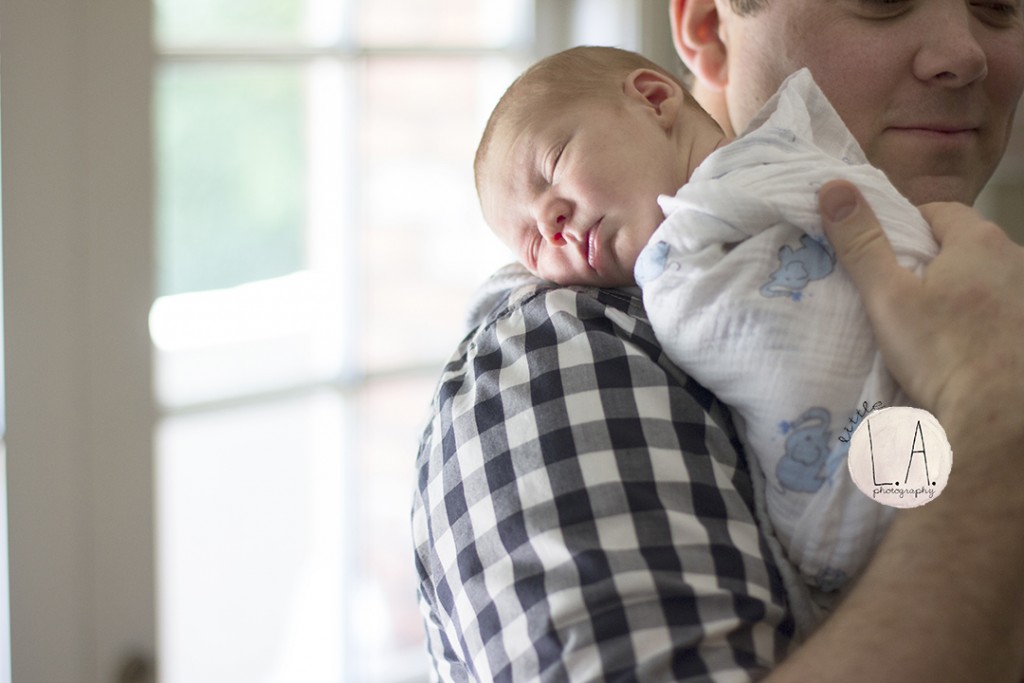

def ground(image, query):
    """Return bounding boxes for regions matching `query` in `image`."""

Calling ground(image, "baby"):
[474,46,938,624]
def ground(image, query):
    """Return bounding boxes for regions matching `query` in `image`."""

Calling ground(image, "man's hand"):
[764,179,1024,683]
[818,179,1024,448]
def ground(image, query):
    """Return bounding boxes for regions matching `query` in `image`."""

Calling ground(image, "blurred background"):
[0,1,1021,682]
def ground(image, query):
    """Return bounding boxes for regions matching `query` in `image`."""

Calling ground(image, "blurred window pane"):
[155,0,310,46]
[157,391,346,682]
[360,56,522,370]
[152,2,545,681]
[156,65,307,296]
[348,372,445,681]
[358,0,532,47]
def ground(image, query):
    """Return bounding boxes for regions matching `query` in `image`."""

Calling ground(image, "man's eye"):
[856,0,911,17]
[971,0,1021,22]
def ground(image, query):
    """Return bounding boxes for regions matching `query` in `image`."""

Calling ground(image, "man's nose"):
[913,4,988,86]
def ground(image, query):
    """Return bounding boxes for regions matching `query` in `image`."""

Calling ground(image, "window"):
[152,1,530,681]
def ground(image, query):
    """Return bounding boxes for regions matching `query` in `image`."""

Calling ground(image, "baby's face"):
[478,97,687,287]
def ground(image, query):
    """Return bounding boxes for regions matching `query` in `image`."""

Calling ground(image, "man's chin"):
[888,173,987,207]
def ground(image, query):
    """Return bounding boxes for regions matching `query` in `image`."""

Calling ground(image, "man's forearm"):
[770,425,1024,682]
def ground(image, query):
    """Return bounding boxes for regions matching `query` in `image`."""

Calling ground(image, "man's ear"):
[670,0,728,90]
[624,69,683,129]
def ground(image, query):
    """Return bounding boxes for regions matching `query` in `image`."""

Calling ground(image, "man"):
[672,0,1024,205]
[413,0,1024,678]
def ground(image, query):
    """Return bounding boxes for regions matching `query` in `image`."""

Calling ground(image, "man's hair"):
[474,46,688,192]
[731,0,768,15]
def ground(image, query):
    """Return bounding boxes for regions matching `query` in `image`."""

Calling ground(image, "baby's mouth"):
[586,219,602,272]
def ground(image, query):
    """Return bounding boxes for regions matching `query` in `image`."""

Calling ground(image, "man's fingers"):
[918,201,1001,246]
[818,179,913,312]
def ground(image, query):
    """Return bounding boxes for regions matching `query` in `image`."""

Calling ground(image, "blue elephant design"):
[776,407,833,493]
[635,240,671,286]
[760,235,836,300]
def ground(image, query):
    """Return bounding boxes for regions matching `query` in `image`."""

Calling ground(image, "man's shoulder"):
[466,263,647,330]
[427,265,729,443]
[462,264,661,364]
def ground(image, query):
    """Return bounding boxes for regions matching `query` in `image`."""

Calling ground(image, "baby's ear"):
[624,69,683,129]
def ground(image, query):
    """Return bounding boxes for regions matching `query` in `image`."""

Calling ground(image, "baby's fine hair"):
[474,46,687,191]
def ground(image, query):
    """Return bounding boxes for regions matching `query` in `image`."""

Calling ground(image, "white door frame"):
[1,1,156,680]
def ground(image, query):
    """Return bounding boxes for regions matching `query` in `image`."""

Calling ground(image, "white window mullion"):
[306,57,358,382]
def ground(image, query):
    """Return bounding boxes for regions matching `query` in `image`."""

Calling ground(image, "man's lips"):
[888,125,978,137]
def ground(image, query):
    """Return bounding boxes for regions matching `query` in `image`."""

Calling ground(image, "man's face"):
[479,99,687,287]
[710,0,1024,204]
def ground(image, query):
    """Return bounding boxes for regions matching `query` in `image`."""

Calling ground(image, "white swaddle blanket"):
[636,69,939,592]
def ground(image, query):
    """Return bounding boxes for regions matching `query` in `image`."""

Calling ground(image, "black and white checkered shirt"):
[413,271,796,681]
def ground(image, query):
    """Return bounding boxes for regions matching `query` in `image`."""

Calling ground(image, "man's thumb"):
[818,179,902,297]
[819,180,860,226]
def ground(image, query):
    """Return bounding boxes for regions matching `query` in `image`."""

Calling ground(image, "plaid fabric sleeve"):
[412,283,796,682]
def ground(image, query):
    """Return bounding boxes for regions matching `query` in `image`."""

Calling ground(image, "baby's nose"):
[541,213,567,244]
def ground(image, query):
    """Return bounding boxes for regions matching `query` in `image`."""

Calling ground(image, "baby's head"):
[475,46,725,287]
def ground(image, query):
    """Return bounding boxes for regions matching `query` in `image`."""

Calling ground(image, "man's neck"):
[692,81,735,138]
